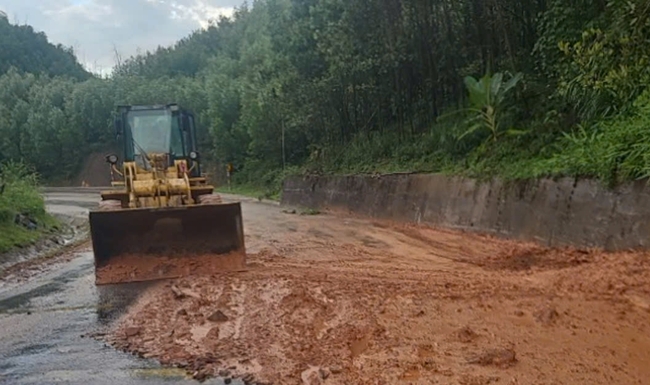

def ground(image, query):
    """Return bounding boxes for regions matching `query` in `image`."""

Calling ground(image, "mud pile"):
[103,214,650,385]
[95,252,246,285]
[74,151,114,187]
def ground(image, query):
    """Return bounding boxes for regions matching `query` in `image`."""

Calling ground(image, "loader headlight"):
[189,151,199,160]
[106,154,118,164]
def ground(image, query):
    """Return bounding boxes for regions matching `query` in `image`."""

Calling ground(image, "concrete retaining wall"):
[281,174,650,251]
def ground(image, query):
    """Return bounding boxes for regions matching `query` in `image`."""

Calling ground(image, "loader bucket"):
[89,202,246,285]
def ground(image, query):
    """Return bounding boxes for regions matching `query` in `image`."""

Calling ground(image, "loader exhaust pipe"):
[89,202,246,285]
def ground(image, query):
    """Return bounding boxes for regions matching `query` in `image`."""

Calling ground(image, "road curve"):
[0,188,230,385]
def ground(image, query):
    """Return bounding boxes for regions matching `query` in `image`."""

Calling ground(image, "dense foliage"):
[1,0,650,193]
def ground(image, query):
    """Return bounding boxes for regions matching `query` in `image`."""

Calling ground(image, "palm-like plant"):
[459,72,524,142]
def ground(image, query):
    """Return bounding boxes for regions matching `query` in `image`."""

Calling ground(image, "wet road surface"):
[0,188,229,385]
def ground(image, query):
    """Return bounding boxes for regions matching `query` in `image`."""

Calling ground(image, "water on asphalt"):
[0,190,234,385]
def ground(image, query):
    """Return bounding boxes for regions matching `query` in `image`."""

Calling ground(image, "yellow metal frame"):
[100,153,214,208]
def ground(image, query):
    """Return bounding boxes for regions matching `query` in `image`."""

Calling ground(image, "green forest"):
[1,0,650,195]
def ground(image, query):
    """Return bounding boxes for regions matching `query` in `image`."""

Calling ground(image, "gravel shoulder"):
[0,192,91,286]
[104,199,650,385]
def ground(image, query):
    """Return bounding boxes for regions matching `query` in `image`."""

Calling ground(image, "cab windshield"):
[127,109,172,155]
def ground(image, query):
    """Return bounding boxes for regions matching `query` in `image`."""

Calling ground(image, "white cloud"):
[169,1,234,28]
[42,2,113,22]
[0,0,242,74]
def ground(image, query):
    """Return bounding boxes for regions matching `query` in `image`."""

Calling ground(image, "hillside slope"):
[106,0,650,194]
[73,152,114,188]
[2,0,650,194]
[0,12,90,79]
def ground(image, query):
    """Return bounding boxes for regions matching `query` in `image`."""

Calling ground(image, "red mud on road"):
[95,252,247,285]
[103,207,650,385]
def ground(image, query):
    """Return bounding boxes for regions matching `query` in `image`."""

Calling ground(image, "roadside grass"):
[0,162,58,255]
[0,224,41,254]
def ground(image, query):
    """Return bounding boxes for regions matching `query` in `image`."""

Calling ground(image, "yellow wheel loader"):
[89,104,245,285]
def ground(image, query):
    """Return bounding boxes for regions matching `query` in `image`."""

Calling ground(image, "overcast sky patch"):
[0,0,243,74]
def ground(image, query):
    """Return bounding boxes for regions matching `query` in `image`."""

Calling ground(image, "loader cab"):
[114,104,202,177]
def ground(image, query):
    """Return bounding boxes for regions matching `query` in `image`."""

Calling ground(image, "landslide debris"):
[101,215,650,385]
[95,252,246,285]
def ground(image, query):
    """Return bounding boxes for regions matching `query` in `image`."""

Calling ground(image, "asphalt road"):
[0,188,229,385]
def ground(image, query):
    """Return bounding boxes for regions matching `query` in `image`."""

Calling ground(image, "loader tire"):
[98,200,122,211]
[198,193,222,205]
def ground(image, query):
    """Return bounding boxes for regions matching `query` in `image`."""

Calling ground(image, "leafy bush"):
[548,90,650,184]
[459,72,524,143]
[556,0,650,121]
[0,161,56,253]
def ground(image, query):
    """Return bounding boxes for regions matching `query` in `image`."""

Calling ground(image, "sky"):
[0,0,245,74]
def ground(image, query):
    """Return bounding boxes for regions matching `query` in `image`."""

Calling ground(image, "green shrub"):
[548,90,650,184]
[0,161,57,253]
